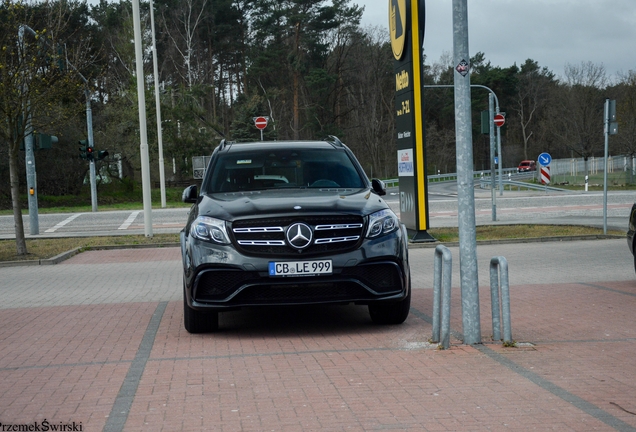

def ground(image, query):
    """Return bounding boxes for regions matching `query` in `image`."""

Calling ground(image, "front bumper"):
[182,226,410,311]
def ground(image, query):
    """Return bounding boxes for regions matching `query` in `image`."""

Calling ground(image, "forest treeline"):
[2,0,636,204]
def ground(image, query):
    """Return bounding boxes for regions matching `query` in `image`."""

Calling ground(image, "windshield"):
[204,148,366,193]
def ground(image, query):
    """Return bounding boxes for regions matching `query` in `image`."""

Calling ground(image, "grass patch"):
[427,225,624,243]
[0,234,179,262]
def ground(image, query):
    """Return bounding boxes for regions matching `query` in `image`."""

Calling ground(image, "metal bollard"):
[432,245,452,349]
[489,256,512,344]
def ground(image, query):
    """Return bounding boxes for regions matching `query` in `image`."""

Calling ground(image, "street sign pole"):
[496,114,503,195]
[254,116,269,141]
[453,0,481,345]
[603,99,609,234]
[489,93,496,221]
[493,113,505,195]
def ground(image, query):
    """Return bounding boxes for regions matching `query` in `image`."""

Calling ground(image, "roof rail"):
[325,135,344,147]
[218,139,235,150]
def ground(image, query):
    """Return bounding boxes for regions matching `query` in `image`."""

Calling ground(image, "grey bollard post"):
[489,256,512,344]
[433,245,452,349]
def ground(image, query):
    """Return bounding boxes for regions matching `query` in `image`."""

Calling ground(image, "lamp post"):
[132,0,153,236]
[150,0,167,208]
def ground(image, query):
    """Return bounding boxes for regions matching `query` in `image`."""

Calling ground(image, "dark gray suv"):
[180,137,410,333]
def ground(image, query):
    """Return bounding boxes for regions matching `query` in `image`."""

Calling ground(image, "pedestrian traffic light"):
[86,146,94,161]
[96,150,109,161]
[37,133,58,150]
[79,140,89,159]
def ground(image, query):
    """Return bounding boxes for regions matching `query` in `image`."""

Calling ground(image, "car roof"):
[217,138,345,154]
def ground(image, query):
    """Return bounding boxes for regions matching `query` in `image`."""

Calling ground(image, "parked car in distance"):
[628,203,636,274]
[517,160,536,172]
[179,136,411,333]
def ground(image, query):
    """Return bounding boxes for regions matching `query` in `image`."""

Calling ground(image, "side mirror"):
[182,185,198,203]
[371,178,386,196]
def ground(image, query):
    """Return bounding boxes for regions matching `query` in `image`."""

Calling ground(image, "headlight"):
[366,209,399,238]
[190,216,231,244]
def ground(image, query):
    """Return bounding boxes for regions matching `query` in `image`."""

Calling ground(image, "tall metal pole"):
[423,84,500,222]
[452,0,481,344]
[149,0,166,208]
[86,90,98,212]
[603,99,609,235]
[488,93,496,221]
[19,25,39,235]
[497,117,503,195]
[132,0,153,236]
[24,103,39,235]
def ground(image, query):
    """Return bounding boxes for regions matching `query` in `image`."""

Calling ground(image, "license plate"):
[268,260,332,277]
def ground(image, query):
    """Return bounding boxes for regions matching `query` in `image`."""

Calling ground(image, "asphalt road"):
[0,184,633,239]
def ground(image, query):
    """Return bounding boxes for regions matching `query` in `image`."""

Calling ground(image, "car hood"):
[197,188,389,221]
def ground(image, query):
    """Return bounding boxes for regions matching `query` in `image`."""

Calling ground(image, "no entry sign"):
[494,113,505,127]
[254,116,268,130]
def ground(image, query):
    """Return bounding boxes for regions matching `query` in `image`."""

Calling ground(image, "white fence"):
[549,155,634,176]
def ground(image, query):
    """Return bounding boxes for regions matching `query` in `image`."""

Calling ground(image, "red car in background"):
[517,160,536,172]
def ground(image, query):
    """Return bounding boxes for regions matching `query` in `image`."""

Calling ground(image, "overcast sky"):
[354,0,635,80]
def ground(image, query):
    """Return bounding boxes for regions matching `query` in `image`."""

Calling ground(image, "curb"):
[0,243,180,268]
[407,234,624,249]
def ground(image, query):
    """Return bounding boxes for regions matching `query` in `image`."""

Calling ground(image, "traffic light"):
[79,140,89,159]
[36,133,58,150]
[96,150,109,161]
[86,146,94,161]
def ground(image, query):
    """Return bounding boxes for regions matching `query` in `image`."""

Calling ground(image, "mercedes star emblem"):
[286,223,312,250]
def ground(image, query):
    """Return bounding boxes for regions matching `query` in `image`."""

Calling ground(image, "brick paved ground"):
[0,243,635,431]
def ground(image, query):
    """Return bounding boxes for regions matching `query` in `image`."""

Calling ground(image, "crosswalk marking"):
[45,213,83,233]
[118,211,141,230]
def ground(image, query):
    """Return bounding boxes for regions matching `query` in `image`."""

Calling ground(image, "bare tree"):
[615,70,636,182]
[555,62,608,175]
[162,0,209,88]
[343,26,395,177]
[0,0,82,255]
[513,59,556,160]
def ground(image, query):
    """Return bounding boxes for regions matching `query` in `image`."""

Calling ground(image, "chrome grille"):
[231,216,364,257]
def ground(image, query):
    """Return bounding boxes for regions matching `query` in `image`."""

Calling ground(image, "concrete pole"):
[452,0,481,344]
[132,0,153,236]
[149,0,166,208]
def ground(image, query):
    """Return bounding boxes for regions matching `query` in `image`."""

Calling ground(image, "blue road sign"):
[538,152,552,166]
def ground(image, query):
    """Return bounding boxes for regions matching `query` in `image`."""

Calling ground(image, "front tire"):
[368,286,411,325]
[183,285,219,333]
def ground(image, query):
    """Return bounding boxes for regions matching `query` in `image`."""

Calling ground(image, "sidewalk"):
[0,247,635,431]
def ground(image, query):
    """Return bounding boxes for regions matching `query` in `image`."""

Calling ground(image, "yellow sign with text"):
[389,0,407,60]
